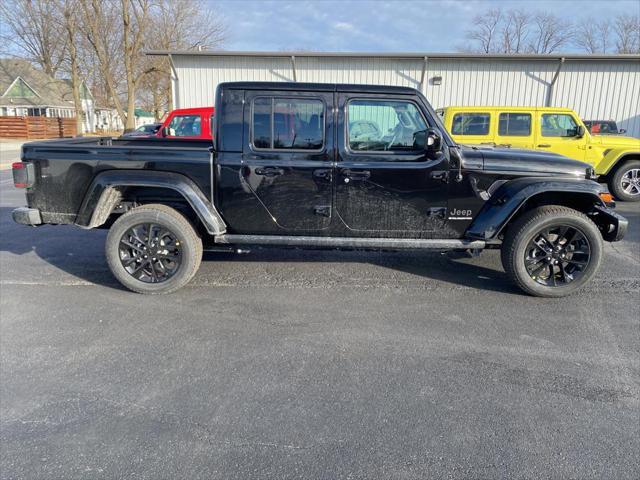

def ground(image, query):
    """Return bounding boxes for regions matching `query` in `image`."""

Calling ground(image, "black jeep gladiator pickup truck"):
[12,82,628,296]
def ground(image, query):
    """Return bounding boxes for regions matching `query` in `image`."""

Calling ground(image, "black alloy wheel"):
[119,223,183,283]
[106,204,202,294]
[524,225,590,287]
[501,205,603,297]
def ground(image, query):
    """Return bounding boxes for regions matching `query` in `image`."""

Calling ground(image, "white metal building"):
[147,51,640,138]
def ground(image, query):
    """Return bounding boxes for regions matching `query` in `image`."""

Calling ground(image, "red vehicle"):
[158,107,214,140]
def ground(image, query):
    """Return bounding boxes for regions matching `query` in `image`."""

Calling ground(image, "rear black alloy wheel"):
[119,223,183,283]
[502,205,603,297]
[106,204,203,294]
[524,225,590,287]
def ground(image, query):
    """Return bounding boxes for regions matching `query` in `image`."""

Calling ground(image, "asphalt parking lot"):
[1,156,639,478]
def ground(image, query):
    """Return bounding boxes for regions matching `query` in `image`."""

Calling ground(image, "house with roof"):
[0,59,123,133]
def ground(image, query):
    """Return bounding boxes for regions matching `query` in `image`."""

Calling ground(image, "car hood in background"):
[590,135,640,148]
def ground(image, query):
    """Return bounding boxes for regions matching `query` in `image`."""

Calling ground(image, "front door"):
[241,91,334,233]
[335,94,450,237]
[536,112,587,161]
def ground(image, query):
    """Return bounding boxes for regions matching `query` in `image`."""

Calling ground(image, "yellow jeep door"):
[536,112,587,161]
[496,112,534,149]
[449,111,493,145]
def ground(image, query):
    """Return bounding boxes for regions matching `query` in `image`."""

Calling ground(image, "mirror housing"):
[576,125,585,138]
[414,128,442,153]
[619,129,626,134]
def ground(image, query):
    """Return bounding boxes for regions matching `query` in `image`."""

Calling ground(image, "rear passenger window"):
[451,113,490,135]
[498,113,531,136]
[251,97,324,150]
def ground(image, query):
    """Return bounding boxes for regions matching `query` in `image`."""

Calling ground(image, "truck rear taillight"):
[12,162,35,188]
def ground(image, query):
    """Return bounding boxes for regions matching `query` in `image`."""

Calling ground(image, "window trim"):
[540,113,580,138]
[249,95,326,153]
[345,97,430,156]
[450,112,491,136]
[497,112,532,137]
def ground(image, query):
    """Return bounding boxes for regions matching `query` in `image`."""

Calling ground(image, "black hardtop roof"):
[218,81,418,95]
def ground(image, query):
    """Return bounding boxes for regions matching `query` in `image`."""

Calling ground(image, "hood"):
[590,134,640,148]
[463,146,593,178]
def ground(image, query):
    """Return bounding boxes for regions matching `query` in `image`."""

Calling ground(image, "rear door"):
[495,111,535,149]
[448,110,494,146]
[335,94,450,236]
[240,90,334,232]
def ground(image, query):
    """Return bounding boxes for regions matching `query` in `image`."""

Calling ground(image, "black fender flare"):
[465,177,605,240]
[75,170,226,234]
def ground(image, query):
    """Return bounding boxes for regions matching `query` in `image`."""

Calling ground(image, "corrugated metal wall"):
[172,55,640,138]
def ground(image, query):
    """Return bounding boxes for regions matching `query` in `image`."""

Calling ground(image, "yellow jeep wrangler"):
[439,106,640,202]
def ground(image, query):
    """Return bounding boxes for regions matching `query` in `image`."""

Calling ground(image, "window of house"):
[498,113,531,136]
[167,114,201,137]
[252,97,324,150]
[541,114,579,137]
[451,113,490,135]
[347,99,428,152]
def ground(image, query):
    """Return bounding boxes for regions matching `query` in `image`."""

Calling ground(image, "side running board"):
[214,234,485,250]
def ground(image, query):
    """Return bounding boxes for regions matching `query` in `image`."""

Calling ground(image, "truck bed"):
[20,136,213,224]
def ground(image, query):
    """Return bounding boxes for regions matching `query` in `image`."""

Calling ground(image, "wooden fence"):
[0,116,77,139]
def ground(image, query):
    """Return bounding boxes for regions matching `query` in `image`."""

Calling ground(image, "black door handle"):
[313,169,332,180]
[343,169,371,180]
[255,167,284,177]
[538,144,551,148]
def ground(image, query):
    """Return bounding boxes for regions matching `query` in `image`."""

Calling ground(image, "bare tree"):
[0,0,67,76]
[528,12,574,53]
[121,0,153,130]
[79,0,129,128]
[61,0,84,135]
[574,18,612,53]
[139,0,226,117]
[614,15,640,53]
[465,9,502,53]
[501,9,532,53]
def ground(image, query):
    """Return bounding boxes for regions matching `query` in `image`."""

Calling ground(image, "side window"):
[251,97,324,150]
[347,99,427,152]
[451,113,490,136]
[541,114,579,137]
[167,115,201,137]
[498,113,531,136]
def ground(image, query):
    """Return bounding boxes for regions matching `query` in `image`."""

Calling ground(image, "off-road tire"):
[501,205,603,297]
[609,160,640,202]
[105,204,203,294]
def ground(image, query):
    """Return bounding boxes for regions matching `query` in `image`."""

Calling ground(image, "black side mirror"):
[576,125,585,138]
[414,128,442,153]
[619,129,626,134]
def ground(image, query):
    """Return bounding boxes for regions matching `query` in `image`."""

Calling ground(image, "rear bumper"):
[12,207,42,226]
[593,205,627,242]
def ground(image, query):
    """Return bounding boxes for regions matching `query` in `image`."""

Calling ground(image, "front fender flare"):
[75,170,226,234]
[465,177,605,240]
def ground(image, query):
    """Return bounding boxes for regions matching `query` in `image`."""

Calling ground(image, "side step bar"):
[214,234,485,250]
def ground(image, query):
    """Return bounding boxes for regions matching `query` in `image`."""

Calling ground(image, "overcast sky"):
[212,0,640,52]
